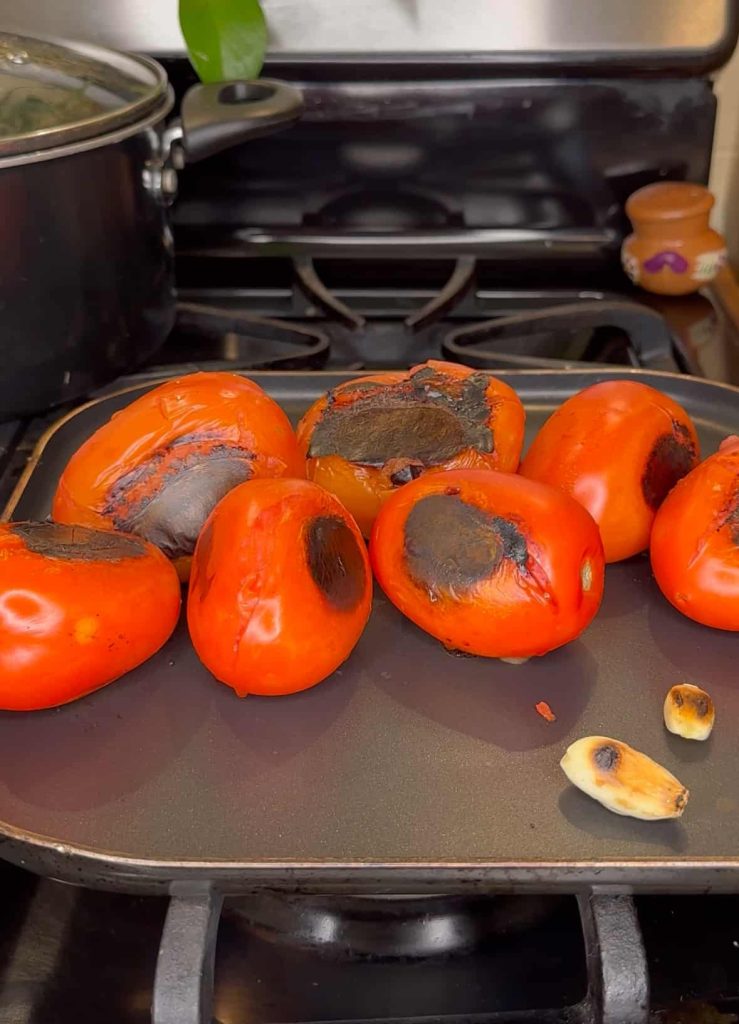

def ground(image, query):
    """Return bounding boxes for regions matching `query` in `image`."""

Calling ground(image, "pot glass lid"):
[0,32,169,157]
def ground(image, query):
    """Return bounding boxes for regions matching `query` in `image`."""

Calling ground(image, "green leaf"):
[179,0,267,82]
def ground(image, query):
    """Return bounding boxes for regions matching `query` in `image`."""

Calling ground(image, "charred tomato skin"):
[187,478,372,696]
[519,380,699,563]
[370,469,604,659]
[297,360,525,536]
[52,372,305,578]
[650,436,739,631]
[0,522,181,711]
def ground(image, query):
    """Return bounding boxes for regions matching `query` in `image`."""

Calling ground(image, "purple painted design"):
[643,251,689,274]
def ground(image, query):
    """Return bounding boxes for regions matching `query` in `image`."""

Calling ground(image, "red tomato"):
[520,380,699,562]
[188,478,372,696]
[651,435,739,631]
[297,360,525,536]
[370,469,604,659]
[53,372,304,579]
[0,523,181,710]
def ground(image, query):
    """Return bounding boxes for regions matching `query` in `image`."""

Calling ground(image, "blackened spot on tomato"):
[308,367,493,467]
[593,744,620,772]
[305,515,367,611]
[389,462,424,486]
[104,439,254,559]
[10,522,147,561]
[720,481,739,545]
[672,690,684,708]
[403,494,528,597]
[642,423,697,510]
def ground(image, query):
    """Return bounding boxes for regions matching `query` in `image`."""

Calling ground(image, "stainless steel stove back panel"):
[1,0,735,72]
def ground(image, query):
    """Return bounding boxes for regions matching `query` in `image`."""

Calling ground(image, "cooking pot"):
[0,32,303,419]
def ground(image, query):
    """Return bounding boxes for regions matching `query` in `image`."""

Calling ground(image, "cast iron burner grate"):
[151,891,649,1024]
[441,299,681,371]
[158,303,331,370]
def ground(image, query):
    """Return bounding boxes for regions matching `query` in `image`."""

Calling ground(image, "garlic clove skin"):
[664,683,714,741]
[560,736,688,820]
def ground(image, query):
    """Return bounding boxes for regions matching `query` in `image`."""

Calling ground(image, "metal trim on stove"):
[229,227,616,260]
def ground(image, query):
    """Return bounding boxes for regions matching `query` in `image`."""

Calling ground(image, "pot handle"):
[179,79,303,163]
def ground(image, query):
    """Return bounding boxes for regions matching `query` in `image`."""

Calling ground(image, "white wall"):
[711,46,739,262]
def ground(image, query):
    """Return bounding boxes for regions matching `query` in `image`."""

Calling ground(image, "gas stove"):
[3,8,739,1021]
[2,867,739,1024]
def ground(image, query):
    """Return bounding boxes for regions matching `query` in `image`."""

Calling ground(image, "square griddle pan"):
[0,368,738,896]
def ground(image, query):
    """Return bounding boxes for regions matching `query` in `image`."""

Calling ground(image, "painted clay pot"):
[621,182,727,296]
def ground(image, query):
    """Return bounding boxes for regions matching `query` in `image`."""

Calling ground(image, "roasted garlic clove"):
[560,736,688,820]
[664,683,715,741]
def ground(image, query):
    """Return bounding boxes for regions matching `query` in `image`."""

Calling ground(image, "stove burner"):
[305,187,462,232]
[442,300,680,372]
[162,303,330,370]
[227,892,559,959]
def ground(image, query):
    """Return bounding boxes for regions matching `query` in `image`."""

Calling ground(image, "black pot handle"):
[179,78,303,163]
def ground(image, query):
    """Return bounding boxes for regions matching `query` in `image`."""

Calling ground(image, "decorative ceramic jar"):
[621,182,727,296]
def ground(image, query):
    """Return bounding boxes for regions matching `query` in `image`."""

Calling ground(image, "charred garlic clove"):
[664,683,715,741]
[560,736,688,820]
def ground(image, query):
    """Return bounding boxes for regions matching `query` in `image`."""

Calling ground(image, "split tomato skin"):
[520,380,699,562]
[0,522,181,711]
[52,372,304,578]
[370,469,605,659]
[187,478,372,696]
[297,360,525,536]
[650,436,739,631]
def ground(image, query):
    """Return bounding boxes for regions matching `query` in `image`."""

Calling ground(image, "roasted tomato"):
[0,523,181,710]
[520,380,699,562]
[650,435,739,631]
[52,372,304,578]
[296,360,525,536]
[188,478,372,696]
[370,469,604,659]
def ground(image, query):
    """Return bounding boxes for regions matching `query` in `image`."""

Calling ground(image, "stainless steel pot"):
[0,32,303,418]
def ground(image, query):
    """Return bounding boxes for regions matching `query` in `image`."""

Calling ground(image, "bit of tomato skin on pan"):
[187,478,372,697]
[535,701,557,722]
[0,522,181,711]
[520,380,699,563]
[369,469,604,659]
[650,437,739,631]
[297,360,525,536]
[51,372,305,579]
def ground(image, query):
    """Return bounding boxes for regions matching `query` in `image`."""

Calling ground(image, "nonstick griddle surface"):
[0,369,738,894]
